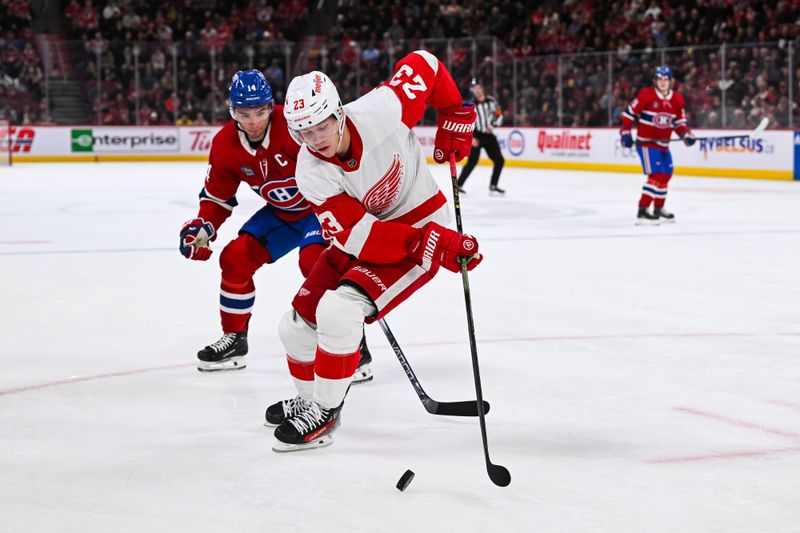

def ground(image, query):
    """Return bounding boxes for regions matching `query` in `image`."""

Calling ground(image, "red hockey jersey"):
[621,87,688,149]
[196,105,311,232]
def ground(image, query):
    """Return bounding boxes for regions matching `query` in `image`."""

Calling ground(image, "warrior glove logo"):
[421,230,440,271]
[441,120,475,134]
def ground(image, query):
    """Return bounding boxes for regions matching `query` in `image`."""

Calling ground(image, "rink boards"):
[5,124,799,180]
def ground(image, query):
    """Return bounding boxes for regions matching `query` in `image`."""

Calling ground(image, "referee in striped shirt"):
[457,78,505,195]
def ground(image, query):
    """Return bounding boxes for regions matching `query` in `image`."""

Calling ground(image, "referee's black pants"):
[457,131,505,188]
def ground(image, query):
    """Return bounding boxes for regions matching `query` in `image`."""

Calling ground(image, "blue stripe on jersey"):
[199,187,238,209]
[220,294,255,310]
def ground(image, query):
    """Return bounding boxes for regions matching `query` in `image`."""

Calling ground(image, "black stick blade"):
[488,464,511,487]
[431,400,491,417]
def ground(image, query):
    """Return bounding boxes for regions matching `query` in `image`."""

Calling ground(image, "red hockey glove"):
[179,218,215,261]
[409,222,482,273]
[433,103,476,164]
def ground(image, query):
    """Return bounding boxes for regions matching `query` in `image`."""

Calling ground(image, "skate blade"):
[197,356,247,372]
[635,219,660,226]
[272,435,334,453]
[350,364,374,385]
[659,219,676,224]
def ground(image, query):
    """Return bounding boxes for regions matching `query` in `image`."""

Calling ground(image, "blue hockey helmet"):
[228,69,273,109]
[654,66,673,80]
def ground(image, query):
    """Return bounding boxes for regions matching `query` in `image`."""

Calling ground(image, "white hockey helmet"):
[283,71,345,145]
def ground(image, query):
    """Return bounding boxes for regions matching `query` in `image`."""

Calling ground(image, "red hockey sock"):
[219,234,271,332]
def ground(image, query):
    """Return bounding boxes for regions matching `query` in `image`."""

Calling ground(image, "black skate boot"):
[654,206,675,223]
[636,206,660,225]
[272,400,343,452]
[351,334,373,385]
[489,184,506,195]
[197,331,248,372]
[264,395,312,427]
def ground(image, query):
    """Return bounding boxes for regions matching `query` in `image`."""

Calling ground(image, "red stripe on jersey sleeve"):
[381,51,463,129]
[197,199,233,231]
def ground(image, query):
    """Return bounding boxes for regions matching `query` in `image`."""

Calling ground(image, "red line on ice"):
[645,446,800,464]
[0,362,196,396]
[674,406,800,441]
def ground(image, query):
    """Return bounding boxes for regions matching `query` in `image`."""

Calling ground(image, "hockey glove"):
[620,130,634,149]
[179,218,215,261]
[682,131,696,147]
[434,103,476,164]
[409,221,482,273]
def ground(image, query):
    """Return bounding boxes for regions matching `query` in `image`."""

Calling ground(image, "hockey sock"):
[313,346,360,409]
[219,234,271,332]
[287,355,315,399]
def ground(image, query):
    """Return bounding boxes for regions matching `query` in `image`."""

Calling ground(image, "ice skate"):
[264,395,312,427]
[654,206,675,223]
[351,335,373,385]
[197,331,248,372]
[635,206,660,226]
[272,400,342,452]
[489,185,506,195]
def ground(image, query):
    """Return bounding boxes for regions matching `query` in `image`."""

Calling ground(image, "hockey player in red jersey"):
[179,69,373,380]
[620,66,696,224]
[264,50,482,452]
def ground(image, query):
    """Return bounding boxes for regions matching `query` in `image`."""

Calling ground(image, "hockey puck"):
[396,469,415,492]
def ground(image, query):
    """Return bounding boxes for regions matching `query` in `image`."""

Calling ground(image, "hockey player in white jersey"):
[265,50,482,451]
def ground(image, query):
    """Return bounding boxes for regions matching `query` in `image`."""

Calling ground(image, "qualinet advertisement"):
[11,125,796,180]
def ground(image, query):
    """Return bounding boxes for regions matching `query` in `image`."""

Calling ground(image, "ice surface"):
[1,162,799,532]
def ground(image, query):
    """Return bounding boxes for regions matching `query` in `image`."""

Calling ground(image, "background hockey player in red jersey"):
[620,66,696,224]
[179,69,373,380]
[263,50,482,452]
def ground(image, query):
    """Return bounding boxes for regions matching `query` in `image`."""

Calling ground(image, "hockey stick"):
[449,153,511,488]
[378,318,490,417]
[637,117,769,144]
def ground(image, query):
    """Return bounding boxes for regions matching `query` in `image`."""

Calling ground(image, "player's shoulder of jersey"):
[267,106,300,153]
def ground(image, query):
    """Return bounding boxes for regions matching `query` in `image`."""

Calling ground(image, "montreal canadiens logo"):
[260,177,306,211]
[653,113,673,127]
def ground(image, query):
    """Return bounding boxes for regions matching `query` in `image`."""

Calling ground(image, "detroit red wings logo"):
[362,153,403,215]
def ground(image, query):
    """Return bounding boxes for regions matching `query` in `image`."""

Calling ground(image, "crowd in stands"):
[5,0,800,128]
[324,0,799,129]
[1,0,45,124]
[65,0,307,125]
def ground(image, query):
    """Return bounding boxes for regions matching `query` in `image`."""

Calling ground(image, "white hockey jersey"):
[294,50,464,264]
